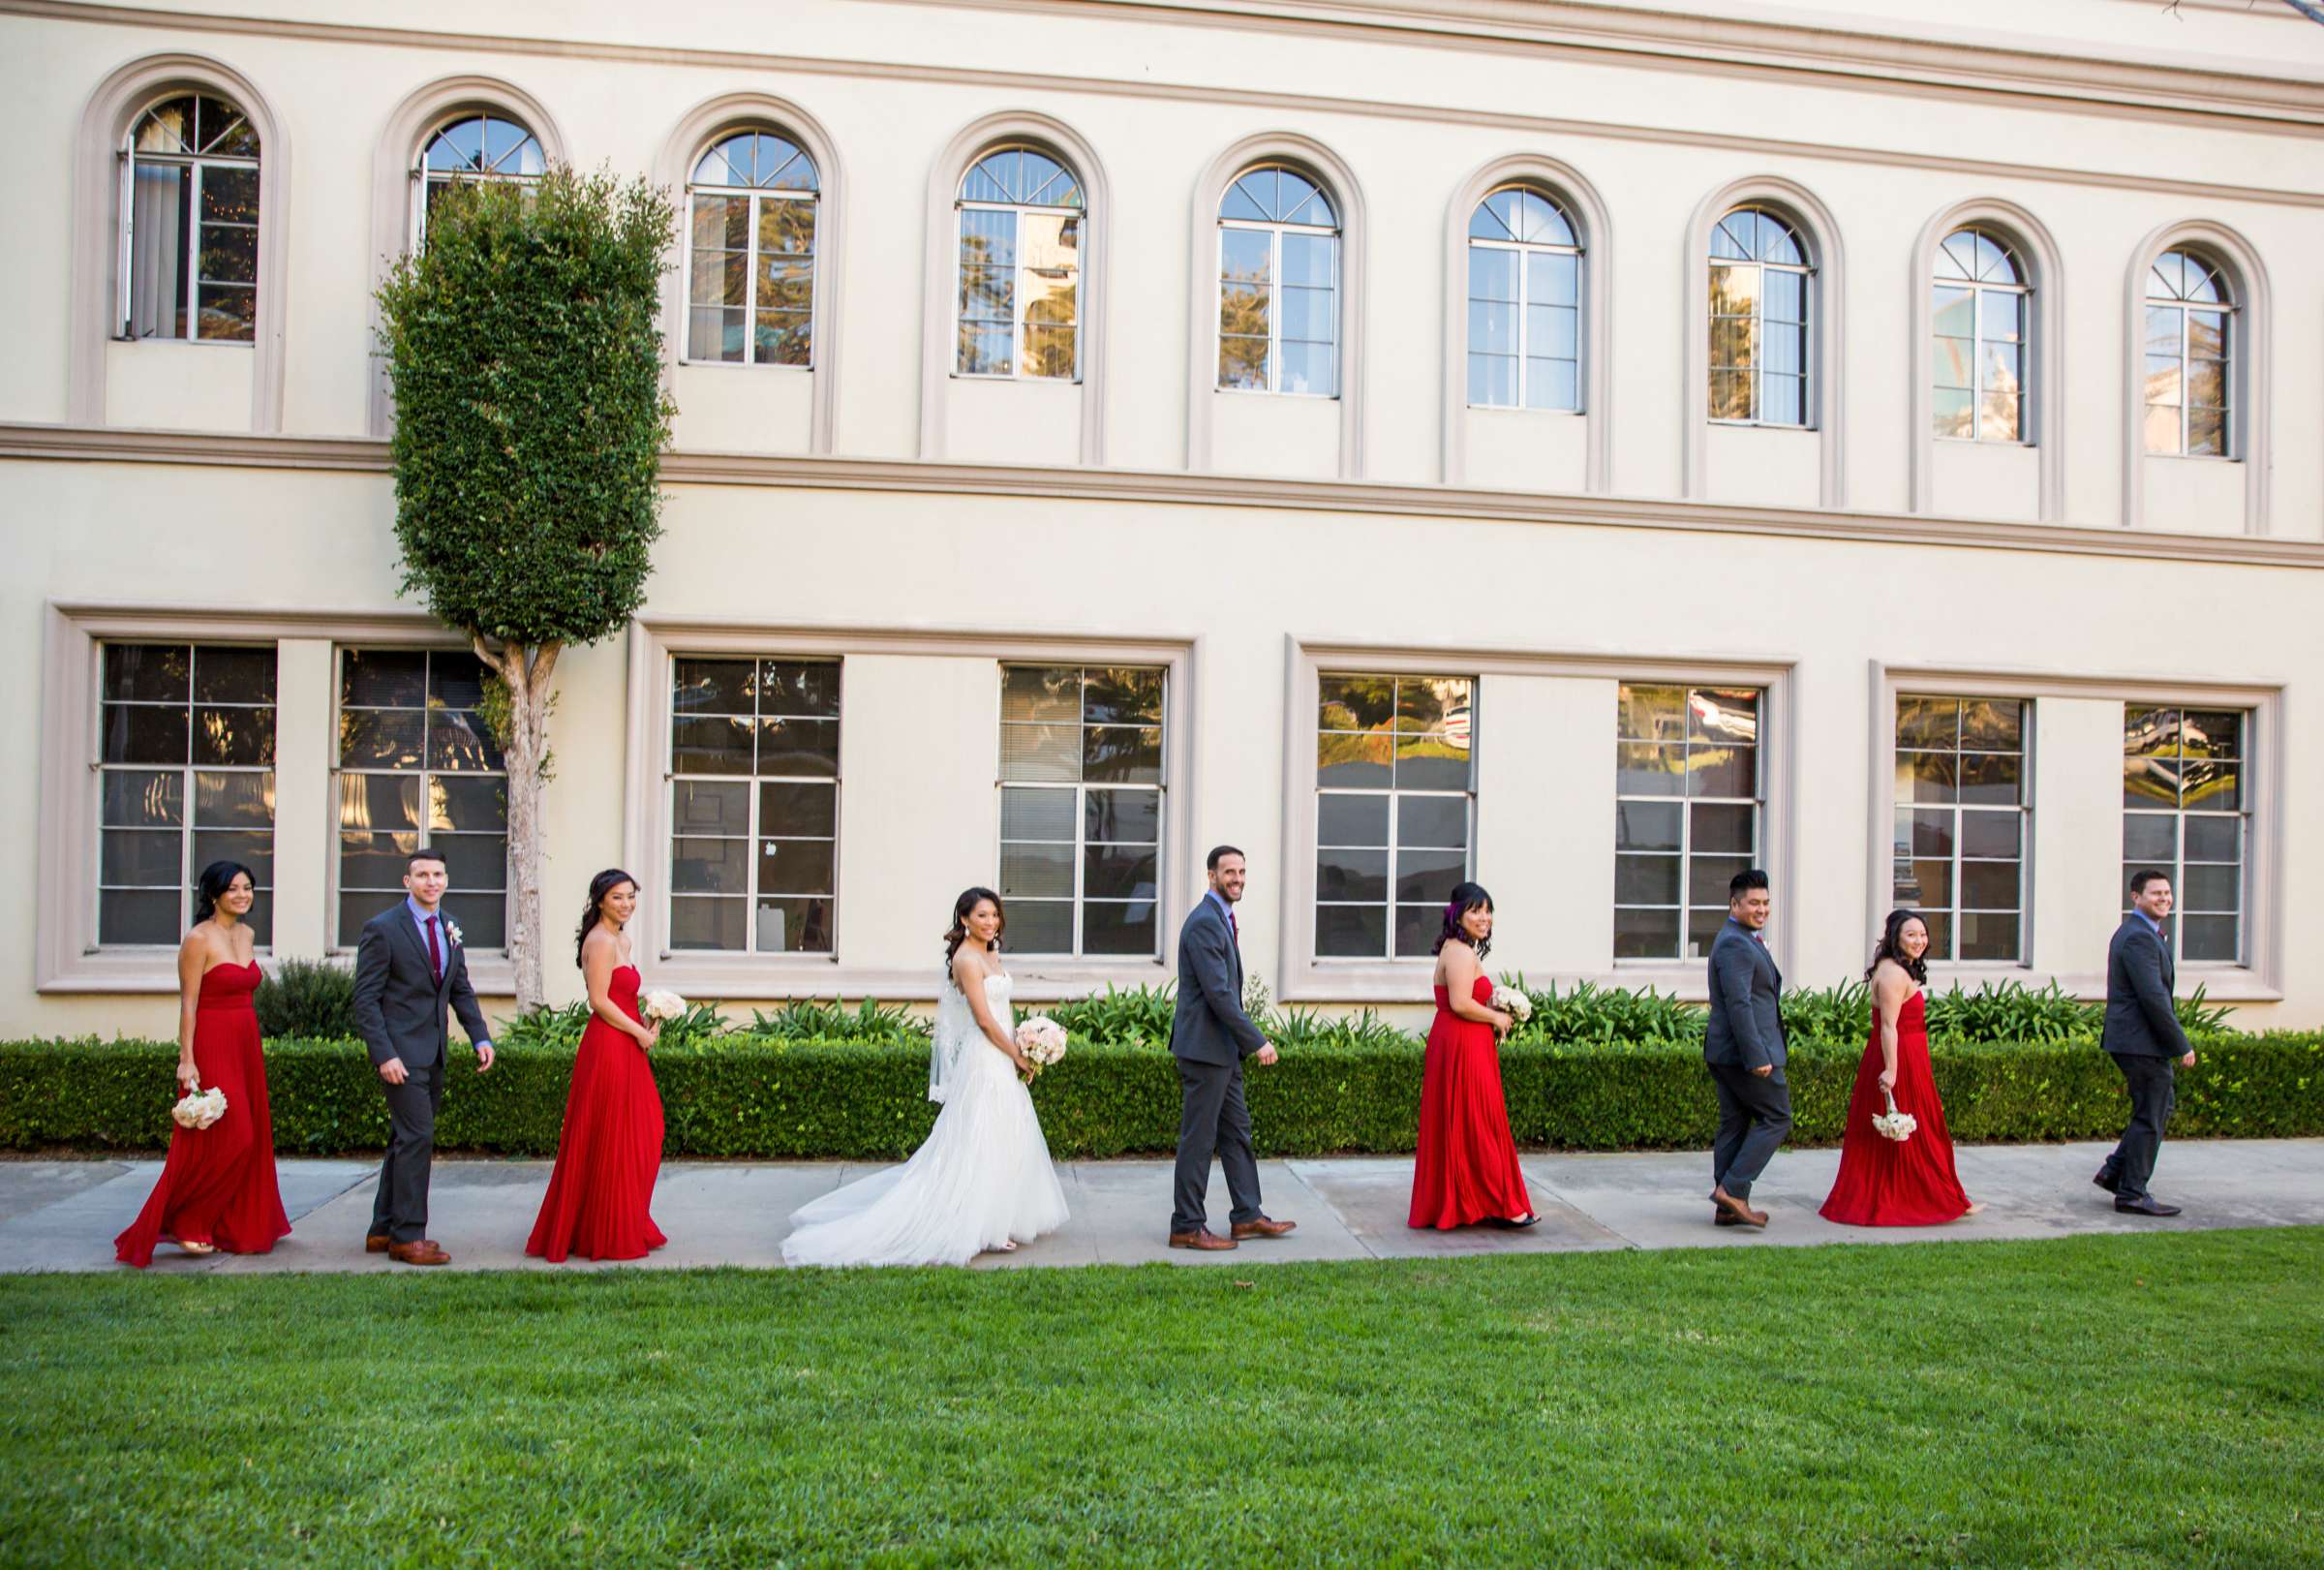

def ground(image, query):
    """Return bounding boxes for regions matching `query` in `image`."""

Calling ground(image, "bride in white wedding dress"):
[781,887,1070,1267]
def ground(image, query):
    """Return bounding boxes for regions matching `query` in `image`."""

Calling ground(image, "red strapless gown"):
[527,965,667,1262]
[1409,975,1534,1228]
[1819,992,1972,1225]
[114,961,290,1267]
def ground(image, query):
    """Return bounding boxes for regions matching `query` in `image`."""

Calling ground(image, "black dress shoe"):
[1484,1214,1541,1229]
[2092,1166,2120,1195]
[2115,1195,2183,1217]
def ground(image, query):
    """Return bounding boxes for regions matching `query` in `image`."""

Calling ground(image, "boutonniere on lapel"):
[443,919,464,949]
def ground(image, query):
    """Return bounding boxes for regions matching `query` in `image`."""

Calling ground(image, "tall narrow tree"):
[377,168,676,1008]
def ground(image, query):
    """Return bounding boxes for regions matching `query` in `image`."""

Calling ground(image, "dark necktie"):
[426,915,443,979]
[1228,908,1239,945]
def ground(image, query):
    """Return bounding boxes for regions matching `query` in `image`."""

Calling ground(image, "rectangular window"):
[97,642,275,945]
[1218,225,1337,396]
[668,657,840,954]
[335,649,507,948]
[998,666,1164,957]
[1614,685,1763,961]
[2124,706,2248,965]
[956,207,1079,380]
[686,192,815,367]
[1893,695,2029,963]
[1316,674,1474,960]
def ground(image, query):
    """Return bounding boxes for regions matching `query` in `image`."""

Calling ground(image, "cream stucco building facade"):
[4,0,2322,1037]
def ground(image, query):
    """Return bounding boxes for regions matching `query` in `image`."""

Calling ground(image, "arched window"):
[1466,186,1580,411]
[1932,229,2028,442]
[1218,165,1338,396]
[120,93,259,342]
[413,112,543,246]
[955,146,1083,380]
[686,129,819,367]
[2143,249,2232,457]
[1708,205,1811,426]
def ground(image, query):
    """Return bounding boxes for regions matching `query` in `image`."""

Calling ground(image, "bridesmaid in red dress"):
[115,861,290,1267]
[1819,909,1982,1227]
[1410,882,1538,1230]
[527,868,667,1263]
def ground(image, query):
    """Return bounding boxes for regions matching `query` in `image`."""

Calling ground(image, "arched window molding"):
[1185,132,1365,479]
[1907,200,2064,523]
[69,53,290,432]
[365,76,567,439]
[1681,176,1844,508]
[918,110,1110,466]
[1439,154,1611,490]
[2122,219,2271,536]
[655,93,843,455]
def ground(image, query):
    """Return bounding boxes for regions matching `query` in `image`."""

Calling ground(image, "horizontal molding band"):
[6,0,2324,207]
[6,420,2322,570]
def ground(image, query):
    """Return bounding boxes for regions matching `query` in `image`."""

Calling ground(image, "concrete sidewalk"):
[6,1138,2319,1275]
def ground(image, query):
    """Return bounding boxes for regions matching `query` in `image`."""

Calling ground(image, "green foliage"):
[250,958,357,1041]
[1503,977,1704,1046]
[1044,983,1177,1048]
[376,166,676,647]
[747,998,928,1044]
[494,998,738,1053]
[8,1028,2316,1160]
[1779,981,1870,1041]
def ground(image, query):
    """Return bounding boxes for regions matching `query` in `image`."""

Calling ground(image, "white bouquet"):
[1872,1090,1917,1142]
[171,1082,228,1130]
[1015,1015,1068,1069]
[639,989,688,1024]
[1488,984,1533,1025]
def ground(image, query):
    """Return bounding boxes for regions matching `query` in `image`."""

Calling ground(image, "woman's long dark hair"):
[1432,881,1494,961]
[193,860,255,927]
[943,887,1004,981]
[1866,908,1931,985]
[575,869,638,969]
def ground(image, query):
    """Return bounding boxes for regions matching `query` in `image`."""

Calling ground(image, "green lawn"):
[4,1231,2320,1567]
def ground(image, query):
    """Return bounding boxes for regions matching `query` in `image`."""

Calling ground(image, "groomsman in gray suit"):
[2095,870,2198,1216]
[1166,847,1295,1250]
[1703,869,1791,1229]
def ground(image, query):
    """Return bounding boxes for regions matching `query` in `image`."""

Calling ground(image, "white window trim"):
[655,93,844,456]
[2120,220,2272,535]
[1681,176,1846,508]
[1868,662,2282,1001]
[38,603,512,996]
[955,182,1086,385]
[1907,200,2065,523]
[365,76,567,440]
[1215,206,1339,400]
[69,52,290,433]
[1890,693,2036,968]
[1281,640,1795,1003]
[2121,705,2253,970]
[623,618,1192,1000]
[1611,685,1770,968]
[917,111,1110,466]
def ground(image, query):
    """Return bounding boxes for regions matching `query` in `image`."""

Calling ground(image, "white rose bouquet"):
[639,989,688,1024]
[1488,984,1533,1026]
[171,1082,229,1131]
[1015,1016,1068,1071]
[1872,1089,1917,1142]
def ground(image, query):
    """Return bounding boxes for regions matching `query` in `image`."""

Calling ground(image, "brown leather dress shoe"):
[1168,1228,1237,1251]
[387,1239,451,1266]
[365,1234,391,1254]
[1710,1187,1768,1228]
[1713,1208,1742,1227]
[1232,1216,1297,1240]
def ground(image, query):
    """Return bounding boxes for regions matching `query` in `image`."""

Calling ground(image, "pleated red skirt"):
[1409,977,1533,1228]
[526,966,667,1262]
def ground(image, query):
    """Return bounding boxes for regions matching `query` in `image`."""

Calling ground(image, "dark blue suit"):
[1168,892,1268,1232]
[2096,912,2192,1201]
[1703,916,1792,1199]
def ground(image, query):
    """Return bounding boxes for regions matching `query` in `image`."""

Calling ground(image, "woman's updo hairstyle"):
[943,886,1005,981]
[575,869,638,969]
[1865,908,1931,986]
[193,860,256,927]
[1432,881,1495,960]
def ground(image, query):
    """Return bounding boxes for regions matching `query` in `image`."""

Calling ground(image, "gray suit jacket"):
[2101,914,2191,1059]
[1704,917,1787,1077]
[352,905,491,1069]
[1168,895,1268,1067]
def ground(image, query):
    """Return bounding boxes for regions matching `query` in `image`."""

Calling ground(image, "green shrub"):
[1503,978,1704,1046]
[7,1029,2315,1160]
[1045,983,1177,1048]
[746,998,927,1044]
[252,958,358,1041]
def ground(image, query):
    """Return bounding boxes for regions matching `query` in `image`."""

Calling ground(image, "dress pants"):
[2099,1053,2177,1201]
[1708,1062,1793,1200]
[371,1059,443,1243]
[1172,1055,1263,1234]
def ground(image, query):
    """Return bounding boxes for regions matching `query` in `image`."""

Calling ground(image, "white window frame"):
[1313,673,1476,964]
[952,147,1085,384]
[115,92,260,346]
[1612,684,1766,965]
[1216,195,1340,400]
[681,130,820,372]
[2139,249,2236,461]
[1931,228,2031,446]
[2122,704,2251,970]
[1707,204,1815,431]
[1464,186,1583,414]
[409,110,544,251]
[1891,693,2034,967]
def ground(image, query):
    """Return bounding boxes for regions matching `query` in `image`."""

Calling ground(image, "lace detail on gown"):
[783,972,1069,1267]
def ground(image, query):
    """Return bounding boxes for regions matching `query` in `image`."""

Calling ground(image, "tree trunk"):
[476,636,561,1011]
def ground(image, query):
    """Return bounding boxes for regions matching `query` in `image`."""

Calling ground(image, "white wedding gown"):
[781,972,1069,1267]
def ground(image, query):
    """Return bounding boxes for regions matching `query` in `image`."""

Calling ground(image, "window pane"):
[1084,901,1157,957]
[672,837,749,895]
[760,837,835,897]
[2183,815,2239,863]
[756,896,833,954]
[1469,352,1517,408]
[1000,785,1075,843]
[1613,906,1679,960]
[106,644,191,702]
[1907,809,1954,858]
[1931,287,1972,339]
[1316,847,1388,903]
[1690,802,1755,855]
[1615,854,1680,906]
[426,831,502,891]
[1959,810,2022,860]
[102,705,189,765]
[1397,794,1468,849]
[1897,753,1957,804]
[1394,847,1467,903]
[103,829,182,886]
[1003,665,1079,723]
[2180,915,2238,963]
[1084,725,1162,784]
[1617,743,1685,797]
[1280,340,1335,396]
[672,779,749,836]
[1317,905,1387,959]
[1281,232,1334,290]
[195,646,274,704]
[2122,813,2175,864]
[194,770,271,827]
[1614,800,1681,852]
[1084,667,1164,724]
[2180,862,2239,912]
[1688,855,1752,908]
[102,889,184,946]
[1393,736,1469,791]
[761,781,837,840]
[669,896,747,951]
[1005,901,1073,956]
[1957,753,2022,806]
[427,776,507,835]
[1960,861,2021,911]
[1083,843,1157,901]
[759,717,839,778]
[103,770,183,827]
[1392,905,1440,961]
[1000,842,1074,900]
[1686,745,1755,799]
[1318,793,1389,847]
[1469,246,1516,303]
[1956,912,2019,962]
[672,717,754,775]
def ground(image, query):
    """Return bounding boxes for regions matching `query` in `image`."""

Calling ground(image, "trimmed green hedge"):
[5,1031,2318,1159]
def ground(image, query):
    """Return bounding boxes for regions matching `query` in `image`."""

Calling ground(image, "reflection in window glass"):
[1316,674,1474,960]
[1218,164,1339,396]
[2142,250,2233,457]
[1614,685,1763,961]
[998,666,1165,957]
[335,649,507,947]
[122,93,260,343]
[1467,186,1582,412]
[1892,695,2029,963]
[98,642,277,945]
[1931,229,2028,442]
[2123,706,2248,965]
[668,657,841,954]
[687,129,819,367]
[956,146,1083,380]
[1708,205,1812,427]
